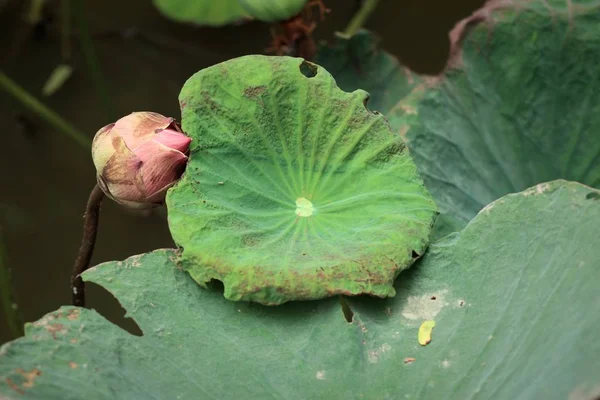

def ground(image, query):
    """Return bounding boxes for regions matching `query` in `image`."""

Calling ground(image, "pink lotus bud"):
[92,112,192,209]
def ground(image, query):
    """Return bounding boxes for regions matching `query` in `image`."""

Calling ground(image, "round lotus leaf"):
[153,0,249,26]
[167,55,437,304]
[238,0,307,22]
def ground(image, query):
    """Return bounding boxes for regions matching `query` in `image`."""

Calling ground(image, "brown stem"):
[71,184,104,307]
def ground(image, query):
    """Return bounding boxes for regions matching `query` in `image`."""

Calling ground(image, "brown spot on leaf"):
[67,309,80,320]
[69,362,78,369]
[243,85,266,99]
[16,368,41,389]
[404,357,416,364]
[201,91,220,112]
[400,104,417,115]
[357,320,368,333]
[46,323,66,339]
[5,378,24,394]
[128,254,143,267]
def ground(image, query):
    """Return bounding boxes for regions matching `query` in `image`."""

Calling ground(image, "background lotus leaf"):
[154,0,309,26]
[318,1,600,238]
[153,0,249,27]
[0,181,598,399]
[238,0,307,22]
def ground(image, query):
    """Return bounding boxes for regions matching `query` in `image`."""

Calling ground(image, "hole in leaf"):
[87,282,143,337]
[360,96,381,116]
[339,296,354,323]
[206,279,225,293]
[586,192,600,200]
[299,61,317,78]
[459,300,465,307]
[411,250,420,259]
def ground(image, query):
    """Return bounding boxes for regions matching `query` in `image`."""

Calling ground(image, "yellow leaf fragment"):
[418,320,436,346]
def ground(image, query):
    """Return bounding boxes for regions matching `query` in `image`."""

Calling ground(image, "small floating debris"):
[418,320,436,346]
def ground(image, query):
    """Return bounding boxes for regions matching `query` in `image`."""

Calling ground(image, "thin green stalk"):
[72,0,114,119]
[25,0,47,25]
[0,230,24,339]
[0,70,90,148]
[343,0,380,37]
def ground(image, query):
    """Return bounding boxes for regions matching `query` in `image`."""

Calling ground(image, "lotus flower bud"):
[92,112,192,209]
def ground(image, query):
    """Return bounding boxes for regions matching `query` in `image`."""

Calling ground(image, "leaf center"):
[295,197,314,217]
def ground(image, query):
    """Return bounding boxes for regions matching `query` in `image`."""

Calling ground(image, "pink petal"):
[100,135,146,202]
[153,129,192,154]
[146,180,178,203]
[113,112,174,150]
[97,174,149,209]
[115,197,157,209]
[91,123,116,172]
[134,140,188,201]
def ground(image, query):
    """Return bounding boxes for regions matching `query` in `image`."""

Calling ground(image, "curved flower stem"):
[343,0,380,37]
[0,230,24,339]
[0,70,90,149]
[71,184,104,307]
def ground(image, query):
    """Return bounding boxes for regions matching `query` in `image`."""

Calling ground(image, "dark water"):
[0,0,483,343]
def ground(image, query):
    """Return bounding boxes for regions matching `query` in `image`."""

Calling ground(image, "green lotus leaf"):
[315,30,420,121]
[1,180,598,399]
[167,55,437,304]
[238,0,307,22]
[318,2,600,238]
[153,0,249,26]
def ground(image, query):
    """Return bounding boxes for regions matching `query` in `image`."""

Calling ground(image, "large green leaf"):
[315,30,420,119]
[153,0,249,26]
[1,180,599,399]
[238,0,307,22]
[167,55,437,304]
[318,2,600,238]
